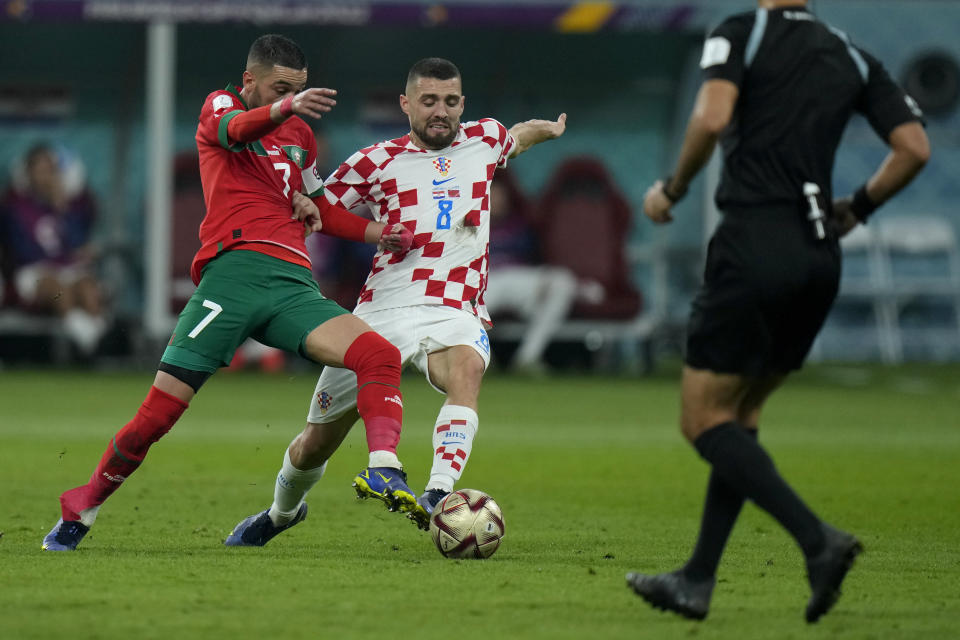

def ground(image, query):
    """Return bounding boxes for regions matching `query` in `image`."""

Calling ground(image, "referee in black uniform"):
[627,0,929,623]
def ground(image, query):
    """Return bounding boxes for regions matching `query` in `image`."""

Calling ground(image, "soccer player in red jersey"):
[43,34,418,551]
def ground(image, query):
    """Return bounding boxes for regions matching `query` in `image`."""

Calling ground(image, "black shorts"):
[685,204,841,376]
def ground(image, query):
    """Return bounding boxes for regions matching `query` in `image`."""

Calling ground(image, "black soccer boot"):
[805,523,863,623]
[626,569,715,620]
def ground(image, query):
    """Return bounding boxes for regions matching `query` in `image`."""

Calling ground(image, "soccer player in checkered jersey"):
[43,34,420,551]
[231,57,566,534]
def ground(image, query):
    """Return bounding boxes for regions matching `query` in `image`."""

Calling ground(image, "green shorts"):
[161,249,348,372]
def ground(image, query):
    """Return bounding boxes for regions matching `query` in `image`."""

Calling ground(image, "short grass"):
[1,363,959,639]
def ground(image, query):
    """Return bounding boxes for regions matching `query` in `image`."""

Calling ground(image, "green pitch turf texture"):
[1,364,958,639]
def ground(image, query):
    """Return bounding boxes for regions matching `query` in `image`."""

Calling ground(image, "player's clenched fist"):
[379,223,414,254]
[291,191,323,234]
[273,88,337,122]
[642,180,675,224]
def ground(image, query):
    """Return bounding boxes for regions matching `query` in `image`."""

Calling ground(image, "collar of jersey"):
[224,84,249,110]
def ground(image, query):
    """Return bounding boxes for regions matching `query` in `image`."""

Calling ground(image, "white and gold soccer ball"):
[429,488,505,559]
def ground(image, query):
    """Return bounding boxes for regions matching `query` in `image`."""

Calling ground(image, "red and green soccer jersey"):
[191,84,326,284]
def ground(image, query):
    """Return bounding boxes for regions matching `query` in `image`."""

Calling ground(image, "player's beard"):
[414,117,458,150]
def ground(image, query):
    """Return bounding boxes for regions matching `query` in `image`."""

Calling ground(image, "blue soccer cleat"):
[42,518,90,551]
[353,467,418,514]
[417,488,449,514]
[407,488,449,530]
[224,503,308,547]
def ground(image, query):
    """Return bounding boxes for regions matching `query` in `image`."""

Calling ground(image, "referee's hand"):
[643,180,674,224]
[831,197,859,237]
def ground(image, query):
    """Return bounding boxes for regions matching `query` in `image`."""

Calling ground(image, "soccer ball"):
[429,488,505,559]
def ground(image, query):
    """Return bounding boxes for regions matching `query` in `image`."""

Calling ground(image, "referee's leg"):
[680,365,861,622]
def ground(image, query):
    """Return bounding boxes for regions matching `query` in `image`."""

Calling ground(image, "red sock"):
[344,331,403,454]
[60,386,188,521]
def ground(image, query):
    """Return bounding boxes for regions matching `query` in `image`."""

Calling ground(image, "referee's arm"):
[643,79,738,223]
[862,122,929,208]
[833,121,930,234]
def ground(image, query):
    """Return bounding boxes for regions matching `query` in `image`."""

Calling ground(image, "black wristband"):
[850,184,879,222]
[661,175,688,203]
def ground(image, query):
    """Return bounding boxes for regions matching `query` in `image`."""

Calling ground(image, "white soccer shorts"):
[306,305,491,424]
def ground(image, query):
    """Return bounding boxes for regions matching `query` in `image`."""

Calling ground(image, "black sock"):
[683,428,756,581]
[694,422,825,557]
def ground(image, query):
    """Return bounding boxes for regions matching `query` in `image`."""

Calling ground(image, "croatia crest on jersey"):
[433,157,452,176]
[316,390,333,415]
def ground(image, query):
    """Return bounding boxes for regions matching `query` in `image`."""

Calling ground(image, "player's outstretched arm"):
[310,196,413,253]
[227,88,338,144]
[508,113,567,158]
[270,88,337,123]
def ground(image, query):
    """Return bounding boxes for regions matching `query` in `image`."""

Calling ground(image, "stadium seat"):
[817,215,960,363]
[875,215,960,361]
[533,156,642,320]
[814,223,897,362]
[499,156,659,370]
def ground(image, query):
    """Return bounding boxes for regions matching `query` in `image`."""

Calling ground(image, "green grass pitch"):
[1,364,958,639]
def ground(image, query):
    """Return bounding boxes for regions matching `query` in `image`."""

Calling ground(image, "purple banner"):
[2,0,700,30]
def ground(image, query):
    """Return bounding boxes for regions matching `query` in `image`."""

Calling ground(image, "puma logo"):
[386,395,403,408]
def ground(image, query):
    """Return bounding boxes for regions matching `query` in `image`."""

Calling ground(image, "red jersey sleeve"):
[197,88,247,152]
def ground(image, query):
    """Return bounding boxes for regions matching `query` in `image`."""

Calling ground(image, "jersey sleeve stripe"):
[217,110,246,151]
[744,8,768,68]
[828,26,869,82]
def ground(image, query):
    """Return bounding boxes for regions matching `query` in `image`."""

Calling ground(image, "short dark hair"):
[406,57,460,88]
[247,34,307,71]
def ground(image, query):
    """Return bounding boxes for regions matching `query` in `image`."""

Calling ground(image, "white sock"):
[78,505,100,528]
[268,447,326,526]
[427,405,478,493]
[368,450,401,469]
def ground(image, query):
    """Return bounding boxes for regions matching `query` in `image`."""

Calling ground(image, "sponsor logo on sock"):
[386,394,403,408]
[101,471,127,483]
[277,472,294,489]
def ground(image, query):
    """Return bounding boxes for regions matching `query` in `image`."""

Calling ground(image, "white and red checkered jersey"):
[324,118,515,324]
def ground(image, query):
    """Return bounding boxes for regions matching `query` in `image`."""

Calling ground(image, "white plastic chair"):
[875,215,960,361]
[815,223,897,362]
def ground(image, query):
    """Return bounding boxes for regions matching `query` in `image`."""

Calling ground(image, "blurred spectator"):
[485,170,599,373]
[532,157,640,320]
[0,143,108,357]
